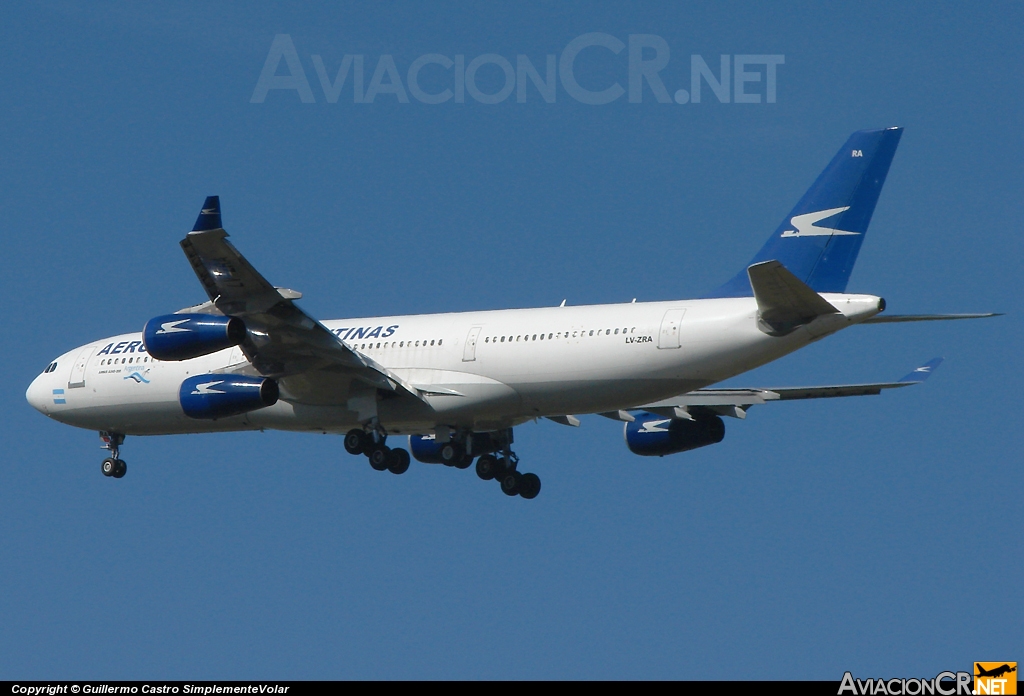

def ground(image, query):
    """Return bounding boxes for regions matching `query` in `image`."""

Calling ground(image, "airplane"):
[975,664,1016,679]
[25,127,998,499]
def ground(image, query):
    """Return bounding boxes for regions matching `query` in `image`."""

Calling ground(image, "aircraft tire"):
[112,459,127,479]
[439,443,462,467]
[344,429,366,455]
[101,458,117,477]
[387,448,410,475]
[500,471,521,497]
[475,454,498,480]
[454,453,473,470]
[519,473,540,499]
[368,446,390,471]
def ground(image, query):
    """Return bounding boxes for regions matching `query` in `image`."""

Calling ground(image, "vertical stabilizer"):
[706,128,903,297]
[193,195,223,232]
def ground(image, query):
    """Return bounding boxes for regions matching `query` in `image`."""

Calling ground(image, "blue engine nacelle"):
[409,435,445,464]
[143,314,246,361]
[409,432,505,464]
[624,411,725,456]
[179,374,279,420]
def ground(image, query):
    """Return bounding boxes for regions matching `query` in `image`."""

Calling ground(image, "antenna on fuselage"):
[559,299,566,307]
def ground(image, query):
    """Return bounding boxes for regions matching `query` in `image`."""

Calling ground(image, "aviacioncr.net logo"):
[974,663,1017,695]
[839,671,972,696]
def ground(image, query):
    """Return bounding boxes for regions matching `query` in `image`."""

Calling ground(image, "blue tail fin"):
[193,195,222,232]
[705,128,903,298]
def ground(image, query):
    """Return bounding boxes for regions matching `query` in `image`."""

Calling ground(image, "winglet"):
[193,195,223,232]
[898,357,943,384]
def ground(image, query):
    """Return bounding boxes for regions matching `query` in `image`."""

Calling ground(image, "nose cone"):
[26,373,51,415]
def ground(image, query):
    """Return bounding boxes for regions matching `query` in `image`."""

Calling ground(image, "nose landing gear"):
[99,431,127,479]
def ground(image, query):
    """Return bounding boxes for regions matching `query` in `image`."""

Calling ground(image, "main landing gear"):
[474,452,541,500]
[99,431,127,479]
[344,428,411,475]
[438,442,474,469]
[443,429,542,500]
[344,425,541,499]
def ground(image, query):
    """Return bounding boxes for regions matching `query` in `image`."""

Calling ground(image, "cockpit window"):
[43,362,57,374]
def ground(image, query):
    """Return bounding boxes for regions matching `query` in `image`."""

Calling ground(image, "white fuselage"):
[26,294,882,436]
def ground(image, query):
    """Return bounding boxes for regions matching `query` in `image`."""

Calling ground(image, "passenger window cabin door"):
[463,326,483,362]
[657,309,686,349]
[68,346,97,388]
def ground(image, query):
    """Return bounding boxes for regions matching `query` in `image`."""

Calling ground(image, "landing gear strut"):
[99,431,127,479]
[471,429,541,499]
[344,426,411,475]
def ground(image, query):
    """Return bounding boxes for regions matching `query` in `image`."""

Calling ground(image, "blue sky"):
[2,2,1020,679]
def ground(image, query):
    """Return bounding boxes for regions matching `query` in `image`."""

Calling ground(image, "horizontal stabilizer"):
[747,260,838,336]
[862,313,1001,324]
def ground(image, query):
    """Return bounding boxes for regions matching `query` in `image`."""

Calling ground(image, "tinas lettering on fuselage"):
[331,325,399,341]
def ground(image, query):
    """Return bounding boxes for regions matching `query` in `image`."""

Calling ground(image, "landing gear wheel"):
[99,432,126,477]
[387,448,410,475]
[455,453,473,470]
[475,454,499,481]
[368,445,390,471]
[518,472,540,499]
[344,429,367,455]
[500,471,522,497]
[439,443,463,467]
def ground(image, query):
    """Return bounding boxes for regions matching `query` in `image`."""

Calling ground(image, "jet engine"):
[409,435,446,464]
[179,374,278,420]
[143,314,246,361]
[410,432,505,464]
[624,411,725,456]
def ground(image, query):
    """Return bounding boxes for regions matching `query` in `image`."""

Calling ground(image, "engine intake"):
[143,314,246,361]
[624,411,725,456]
[179,374,278,420]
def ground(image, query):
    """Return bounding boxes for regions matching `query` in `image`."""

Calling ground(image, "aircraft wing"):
[636,358,943,419]
[178,197,428,406]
